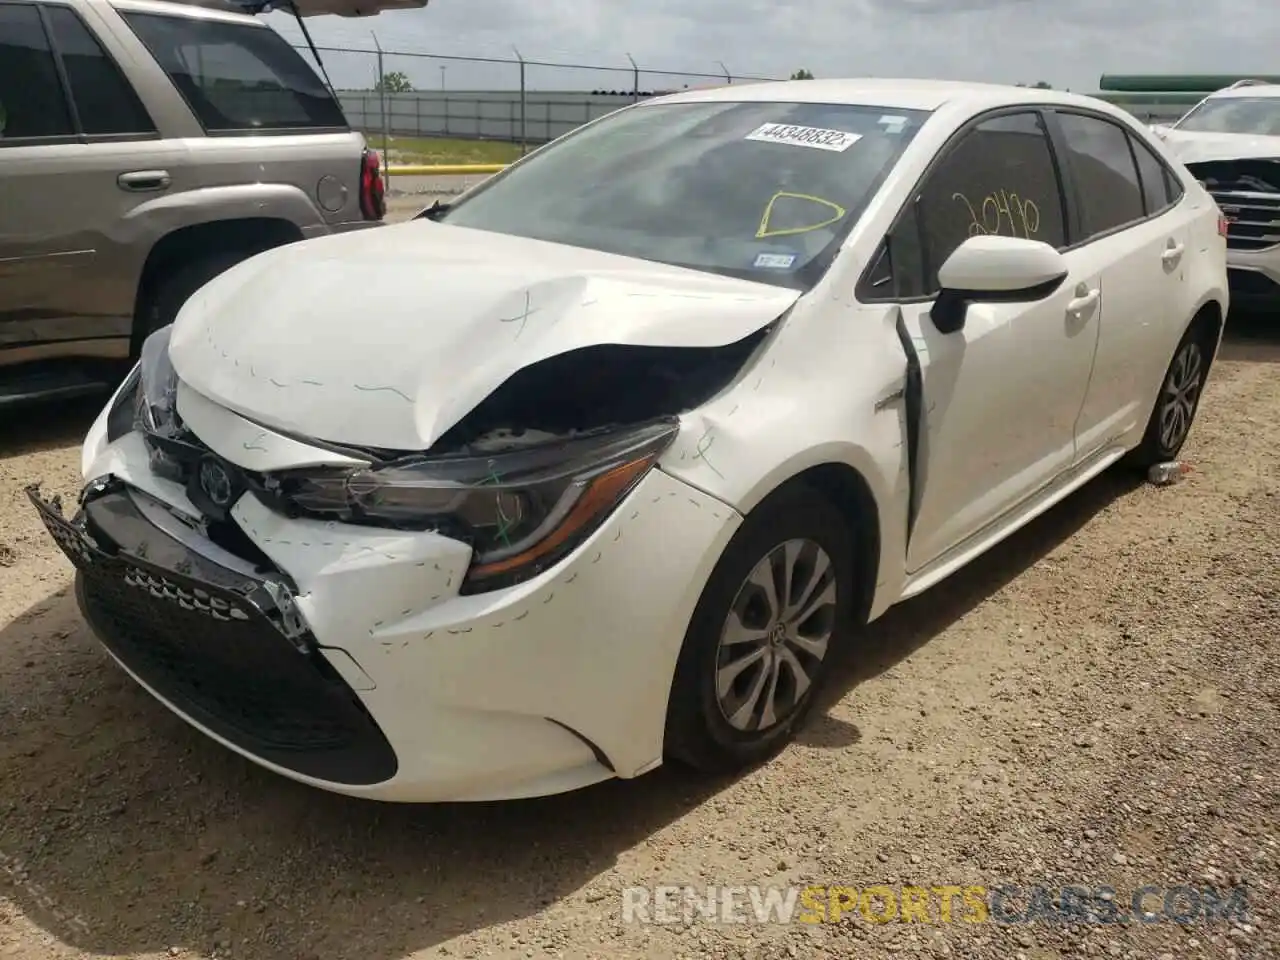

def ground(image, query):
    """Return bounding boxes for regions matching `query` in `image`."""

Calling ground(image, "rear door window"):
[44,5,155,136]
[120,11,347,133]
[1054,112,1146,239]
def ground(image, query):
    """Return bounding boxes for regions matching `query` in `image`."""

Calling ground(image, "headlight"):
[134,325,179,437]
[264,419,679,593]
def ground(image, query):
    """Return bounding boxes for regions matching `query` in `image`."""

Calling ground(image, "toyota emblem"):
[198,457,234,508]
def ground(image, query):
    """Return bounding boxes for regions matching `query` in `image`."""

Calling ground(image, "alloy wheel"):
[1159,340,1203,451]
[714,538,837,732]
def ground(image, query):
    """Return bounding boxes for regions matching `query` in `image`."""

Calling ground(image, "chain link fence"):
[289,39,1191,170]
[292,41,783,157]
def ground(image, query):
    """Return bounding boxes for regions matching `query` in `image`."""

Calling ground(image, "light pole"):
[439,65,447,90]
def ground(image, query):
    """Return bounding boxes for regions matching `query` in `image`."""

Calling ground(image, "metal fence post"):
[513,46,527,156]
[626,53,638,102]
[371,31,389,181]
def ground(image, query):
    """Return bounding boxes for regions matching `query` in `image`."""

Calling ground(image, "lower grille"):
[31,483,398,787]
[1228,268,1280,297]
[1188,159,1280,252]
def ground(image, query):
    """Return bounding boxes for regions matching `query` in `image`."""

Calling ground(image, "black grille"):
[31,485,398,787]
[1188,159,1280,251]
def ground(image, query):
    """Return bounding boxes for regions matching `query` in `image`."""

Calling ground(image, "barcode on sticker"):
[754,252,796,269]
[745,123,862,152]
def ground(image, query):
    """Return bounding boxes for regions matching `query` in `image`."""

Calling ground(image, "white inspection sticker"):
[877,115,908,134]
[754,252,797,269]
[744,122,862,152]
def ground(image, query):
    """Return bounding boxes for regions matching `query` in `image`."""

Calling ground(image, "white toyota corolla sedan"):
[30,79,1228,802]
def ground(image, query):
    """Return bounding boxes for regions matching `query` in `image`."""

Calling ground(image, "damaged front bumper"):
[34,403,744,801]
[27,480,400,786]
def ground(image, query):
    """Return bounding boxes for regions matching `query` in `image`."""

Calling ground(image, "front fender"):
[659,301,913,620]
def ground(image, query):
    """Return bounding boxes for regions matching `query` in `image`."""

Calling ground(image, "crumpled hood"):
[1158,127,1280,165]
[168,222,801,451]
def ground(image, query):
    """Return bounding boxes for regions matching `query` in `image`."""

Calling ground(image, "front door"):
[873,110,1102,572]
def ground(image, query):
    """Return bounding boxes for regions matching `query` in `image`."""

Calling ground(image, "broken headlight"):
[133,324,180,437]
[265,419,679,593]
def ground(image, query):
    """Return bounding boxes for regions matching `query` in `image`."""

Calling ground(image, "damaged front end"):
[254,330,772,593]
[25,477,399,785]
[104,322,771,595]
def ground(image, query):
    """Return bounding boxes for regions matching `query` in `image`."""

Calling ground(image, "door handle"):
[1067,287,1100,317]
[117,170,171,192]
[1162,240,1185,267]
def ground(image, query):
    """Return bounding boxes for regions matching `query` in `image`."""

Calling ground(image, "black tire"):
[663,483,857,774]
[1125,316,1216,470]
[134,249,258,350]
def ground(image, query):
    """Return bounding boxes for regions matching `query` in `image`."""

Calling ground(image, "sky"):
[266,0,1280,94]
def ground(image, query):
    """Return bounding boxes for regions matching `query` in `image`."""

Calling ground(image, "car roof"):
[643,78,1121,114]
[99,0,427,18]
[104,0,265,23]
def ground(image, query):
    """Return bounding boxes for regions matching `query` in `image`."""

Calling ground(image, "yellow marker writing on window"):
[756,191,848,239]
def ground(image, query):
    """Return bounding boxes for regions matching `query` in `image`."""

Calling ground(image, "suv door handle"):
[117,170,171,192]
[1162,240,1185,267]
[1067,286,1100,317]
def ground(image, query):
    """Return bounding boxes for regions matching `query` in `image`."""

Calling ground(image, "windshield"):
[1175,97,1280,136]
[437,100,929,289]
[122,12,347,133]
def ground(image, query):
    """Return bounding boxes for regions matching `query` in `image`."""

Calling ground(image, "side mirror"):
[930,235,1068,334]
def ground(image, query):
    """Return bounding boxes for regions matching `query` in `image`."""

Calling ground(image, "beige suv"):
[0,0,418,407]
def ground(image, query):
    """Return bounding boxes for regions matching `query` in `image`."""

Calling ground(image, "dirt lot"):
[1,315,1277,960]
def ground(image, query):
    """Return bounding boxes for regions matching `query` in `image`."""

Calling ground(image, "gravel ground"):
[0,313,1276,960]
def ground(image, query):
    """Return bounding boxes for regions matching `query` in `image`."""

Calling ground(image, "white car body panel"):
[61,78,1228,802]
[1158,128,1280,165]
[168,225,801,451]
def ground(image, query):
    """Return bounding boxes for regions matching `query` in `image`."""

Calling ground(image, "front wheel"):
[663,484,857,774]
[1126,319,1213,469]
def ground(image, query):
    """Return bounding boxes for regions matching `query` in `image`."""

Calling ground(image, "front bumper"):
[30,482,399,786]
[1226,247,1280,309]
[38,420,742,802]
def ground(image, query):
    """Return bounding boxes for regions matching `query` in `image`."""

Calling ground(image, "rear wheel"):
[664,484,856,774]
[1126,317,1215,468]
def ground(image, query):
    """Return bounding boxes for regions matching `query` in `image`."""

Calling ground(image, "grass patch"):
[366,135,524,166]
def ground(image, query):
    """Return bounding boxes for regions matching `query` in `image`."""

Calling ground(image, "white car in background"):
[30,79,1228,803]
[1153,80,1280,309]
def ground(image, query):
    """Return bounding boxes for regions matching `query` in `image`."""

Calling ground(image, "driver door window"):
[916,111,1068,293]
[862,112,1069,300]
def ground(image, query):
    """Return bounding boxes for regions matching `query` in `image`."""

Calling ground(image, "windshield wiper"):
[416,199,451,222]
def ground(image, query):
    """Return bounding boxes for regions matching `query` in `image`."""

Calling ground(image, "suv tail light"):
[359,148,386,221]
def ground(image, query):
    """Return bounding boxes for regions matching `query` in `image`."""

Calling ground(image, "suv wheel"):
[137,249,258,343]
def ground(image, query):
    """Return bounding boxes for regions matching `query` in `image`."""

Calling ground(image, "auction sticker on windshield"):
[745,123,863,152]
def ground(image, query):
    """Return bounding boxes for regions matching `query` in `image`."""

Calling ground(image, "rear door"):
[0,0,164,368]
[1046,109,1192,457]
